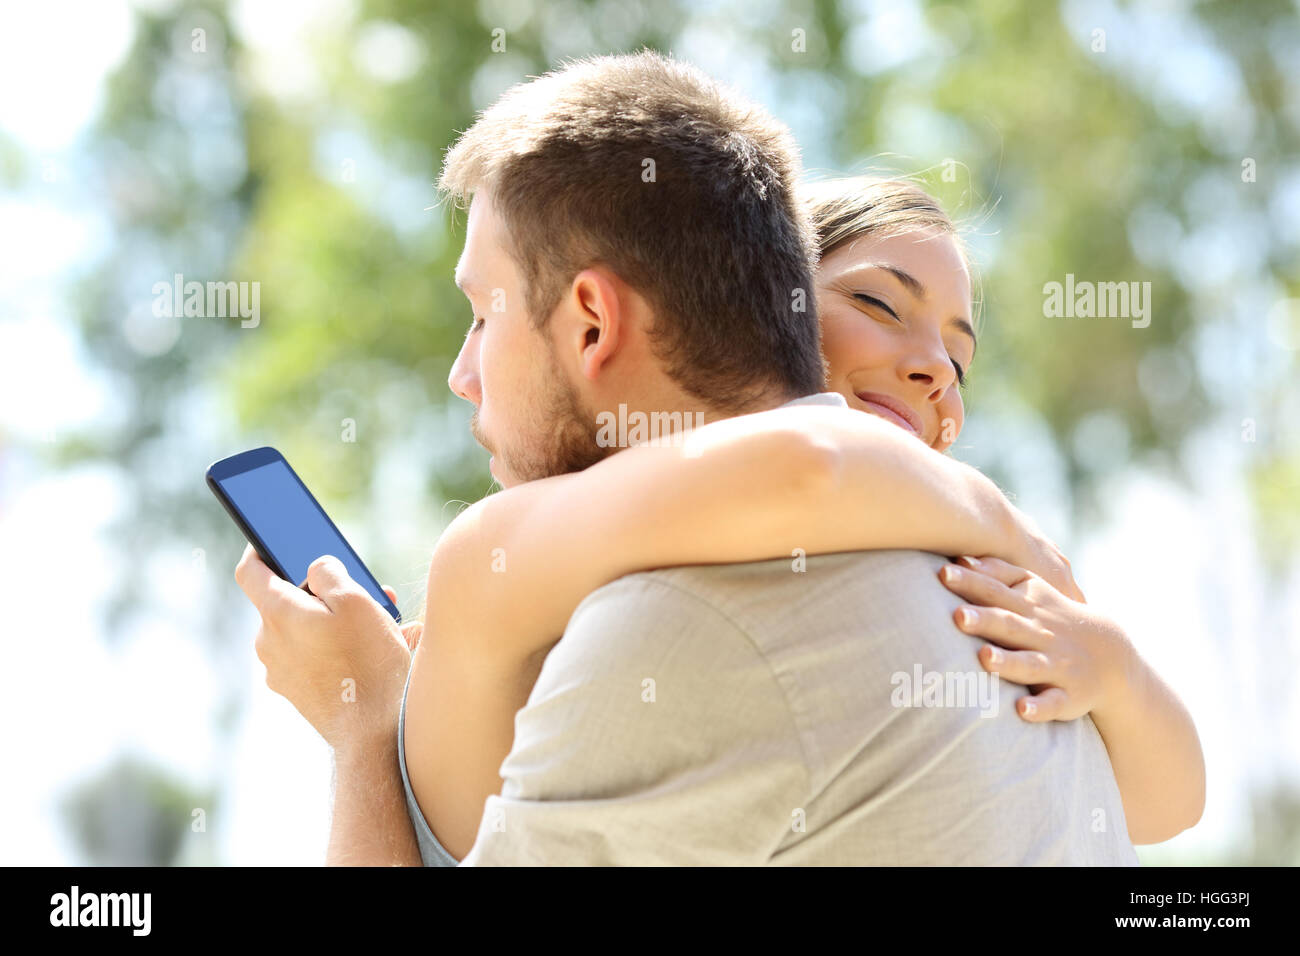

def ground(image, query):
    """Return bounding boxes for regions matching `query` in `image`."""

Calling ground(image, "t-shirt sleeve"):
[459,575,809,866]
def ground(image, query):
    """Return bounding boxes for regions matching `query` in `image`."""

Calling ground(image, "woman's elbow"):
[1130,782,1206,845]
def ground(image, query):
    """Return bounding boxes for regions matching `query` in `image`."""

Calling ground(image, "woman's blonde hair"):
[800,175,981,327]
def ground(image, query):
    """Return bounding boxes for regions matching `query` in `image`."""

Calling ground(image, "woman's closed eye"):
[466,315,484,337]
[951,358,967,389]
[853,292,968,388]
[853,292,900,322]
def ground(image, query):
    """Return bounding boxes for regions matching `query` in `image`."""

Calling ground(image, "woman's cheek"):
[820,307,890,383]
[932,390,964,451]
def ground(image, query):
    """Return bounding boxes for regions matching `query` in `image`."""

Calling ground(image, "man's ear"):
[567,267,623,382]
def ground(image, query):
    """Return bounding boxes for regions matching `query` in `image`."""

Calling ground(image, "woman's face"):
[816,228,976,453]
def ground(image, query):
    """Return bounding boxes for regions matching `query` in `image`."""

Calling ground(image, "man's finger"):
[235,544,319,617]
[305,554,365,612]
[235,544,279,611]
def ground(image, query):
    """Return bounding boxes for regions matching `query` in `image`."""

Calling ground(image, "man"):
[236,50,1138,865]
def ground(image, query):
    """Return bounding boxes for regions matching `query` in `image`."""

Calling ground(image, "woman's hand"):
[939,554,1206,843]
[936,555,1133,722]
[1001,504,1085,603]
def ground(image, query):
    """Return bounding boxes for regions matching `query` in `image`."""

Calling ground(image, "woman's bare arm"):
[940,555,1205,843]
[403,403,1069,859]
[431,404,1070,666]
[1091,639,1206,842]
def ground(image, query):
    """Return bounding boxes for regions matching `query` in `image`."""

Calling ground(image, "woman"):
[401,176,1206,861]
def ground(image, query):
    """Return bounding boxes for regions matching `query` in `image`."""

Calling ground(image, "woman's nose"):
[904,349,957,402]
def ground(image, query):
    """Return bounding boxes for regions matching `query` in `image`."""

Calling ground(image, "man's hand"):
[234,545,412,753]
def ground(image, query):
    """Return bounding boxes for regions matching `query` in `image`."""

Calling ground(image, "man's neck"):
[636,385,803,424]
[589,381,813,450]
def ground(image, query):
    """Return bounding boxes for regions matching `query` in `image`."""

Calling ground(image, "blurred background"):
[1,0,1297,865]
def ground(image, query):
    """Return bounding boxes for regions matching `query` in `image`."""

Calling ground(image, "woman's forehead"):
[821,231,971,298]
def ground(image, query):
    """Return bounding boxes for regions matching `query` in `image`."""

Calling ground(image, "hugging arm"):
[1089,646,1206,843]
[940,555,1206,843]
[405,403,1068,859]
[434,403,1069,662]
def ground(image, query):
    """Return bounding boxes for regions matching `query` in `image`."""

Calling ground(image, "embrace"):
[234,50,1204,865]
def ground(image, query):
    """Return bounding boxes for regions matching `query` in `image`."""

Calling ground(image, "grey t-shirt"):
[399,396,1139,865]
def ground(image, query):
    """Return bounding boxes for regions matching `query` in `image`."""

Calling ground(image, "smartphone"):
[206,446,401,622]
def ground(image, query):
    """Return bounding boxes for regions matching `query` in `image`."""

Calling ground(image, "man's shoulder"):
[589,548,952,593]
[548,558,818,694]
[562,562,756,655]
[559,549,966,701]
[573,549,955,628]
[552,549,980,810]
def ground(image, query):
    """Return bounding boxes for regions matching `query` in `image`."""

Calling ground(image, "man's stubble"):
[471,335,613,484]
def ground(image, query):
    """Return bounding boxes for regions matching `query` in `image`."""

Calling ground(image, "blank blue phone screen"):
[219,460,387,606]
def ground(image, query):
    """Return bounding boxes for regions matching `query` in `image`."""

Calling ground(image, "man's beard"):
[471,347,612,484]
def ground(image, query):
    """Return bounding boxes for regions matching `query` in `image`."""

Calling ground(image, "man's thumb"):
[304,554,355,602]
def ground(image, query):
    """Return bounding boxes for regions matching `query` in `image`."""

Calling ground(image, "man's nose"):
[448,342,482,405]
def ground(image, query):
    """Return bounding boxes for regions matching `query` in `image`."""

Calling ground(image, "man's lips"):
[854,391,923,438]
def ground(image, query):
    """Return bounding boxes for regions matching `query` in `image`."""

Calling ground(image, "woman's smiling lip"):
[854,390,924,437]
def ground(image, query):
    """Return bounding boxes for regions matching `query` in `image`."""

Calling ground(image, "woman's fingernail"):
[957,607,978,628]
[1022,699,1037,717]
[942,565,961,583]
[960,556,982,569]
[986,646,1001,664]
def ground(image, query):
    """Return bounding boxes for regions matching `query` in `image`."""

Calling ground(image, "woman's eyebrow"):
[834,263,976,350]
[836,263,927,300]
[950,317,977,352]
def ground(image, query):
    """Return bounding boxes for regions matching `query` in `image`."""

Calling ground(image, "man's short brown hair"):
[438,49,825,411]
